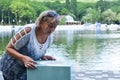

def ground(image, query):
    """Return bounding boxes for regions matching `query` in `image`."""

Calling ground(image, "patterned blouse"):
[0,24,53,80]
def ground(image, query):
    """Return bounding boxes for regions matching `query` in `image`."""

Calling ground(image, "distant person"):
[0,10,59,80]
[95,22,101,28]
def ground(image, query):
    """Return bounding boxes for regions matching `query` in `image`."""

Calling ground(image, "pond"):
[52,27,120,70]
[1,25,120,80]
[0,31,13,55]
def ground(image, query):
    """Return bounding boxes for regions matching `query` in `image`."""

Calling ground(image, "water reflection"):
[1,28,120,71]
[0,31,13,55]
[53,30,120,70]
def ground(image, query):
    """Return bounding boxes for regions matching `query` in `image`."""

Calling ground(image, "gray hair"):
[35,10,59,28]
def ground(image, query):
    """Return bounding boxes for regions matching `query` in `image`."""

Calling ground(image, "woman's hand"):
[22,56,37,69]
[41,55,56,60]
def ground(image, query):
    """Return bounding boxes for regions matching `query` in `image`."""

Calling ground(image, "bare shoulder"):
[10,26,32,45]
[25,27,32,33]
[20,27,32,36]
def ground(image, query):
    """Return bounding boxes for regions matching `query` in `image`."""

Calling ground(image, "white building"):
[65,15,80,25]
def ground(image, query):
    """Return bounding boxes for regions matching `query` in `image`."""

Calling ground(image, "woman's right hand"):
[22,56,37,69]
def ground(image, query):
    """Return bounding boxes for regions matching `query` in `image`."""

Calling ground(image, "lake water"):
[1,25,120,80]
[53,26,120,70]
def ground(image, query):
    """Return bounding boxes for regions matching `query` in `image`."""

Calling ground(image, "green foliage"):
[0,0,120,25]
[77,2,96,20]
[96,0,110,12]
[29,1,49,15]
[102,9,116,24]
[81,8,101,23]
[59,17,67,25]
[10,1,36,24]
[116,13,120,23]
[111,6,120,14]
[60,8,69,15]
[65,0,78,20]
[0,35,10,55]
[0,0,12,24]
[0,0,12,11]
[44,1,65,14]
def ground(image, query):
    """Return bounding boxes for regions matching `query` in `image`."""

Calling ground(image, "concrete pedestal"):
[27,61,71,80]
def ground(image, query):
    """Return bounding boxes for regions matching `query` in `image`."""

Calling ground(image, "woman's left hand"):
[41,55,56,60]
[22,55,37,69]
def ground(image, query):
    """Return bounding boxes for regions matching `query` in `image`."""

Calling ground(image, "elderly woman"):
[0,10,59,80]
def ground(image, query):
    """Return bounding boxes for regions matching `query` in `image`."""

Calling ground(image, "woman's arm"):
[6,27,37,68]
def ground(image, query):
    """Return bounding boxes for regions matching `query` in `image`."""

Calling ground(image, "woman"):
[0,10,59,80]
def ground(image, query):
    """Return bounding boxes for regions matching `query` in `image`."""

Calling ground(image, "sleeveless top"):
[0,24,53,80]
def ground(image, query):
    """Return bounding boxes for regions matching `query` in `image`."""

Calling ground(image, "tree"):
[77,2,96,21]
[96,0,110,12]
[102,9,116,24]
[111,6,120,14]
[60,8,69,15]
[65,0,70,10]
[0,0,12,24]
[71,0,77,20]
[81,8,101,23]
[44,1,64,14]
[116,13,120,24]
[10,1,36,24]
[30,1,49,17]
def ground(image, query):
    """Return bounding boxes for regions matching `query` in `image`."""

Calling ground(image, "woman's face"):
[40,17,58,35]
